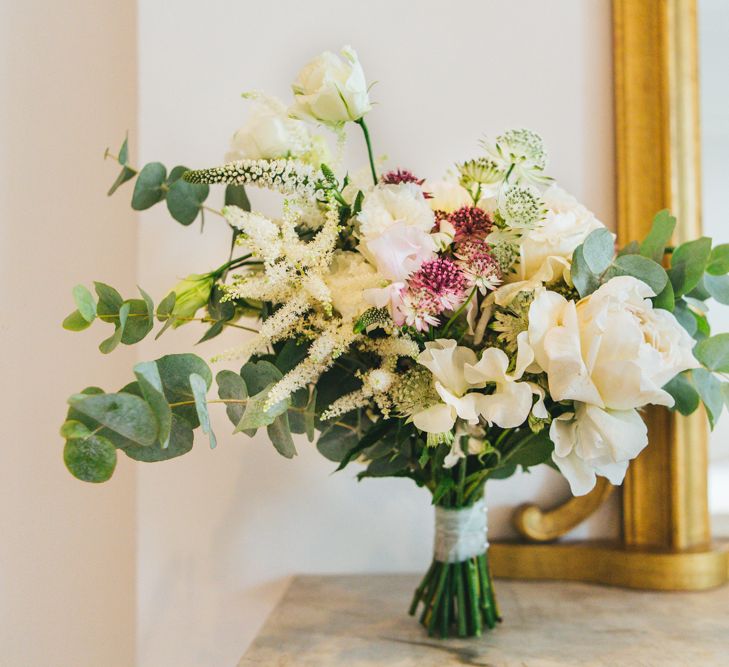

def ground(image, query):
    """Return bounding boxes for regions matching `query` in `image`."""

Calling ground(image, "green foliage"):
[190,372,216,449]
[317,412,365,462]
[69,391,158,446]
[692,368,724,429]
[166,165,210,225]
[693,334,729,373]
[704,274,729,305]
[663,371,700,416]
[132,162,167,210]
[668,237,712,297]
[107,135,137,196]
[225,184,251,211]
[640,209,676,263]
[581,228,614,274]
[64,433,117,483]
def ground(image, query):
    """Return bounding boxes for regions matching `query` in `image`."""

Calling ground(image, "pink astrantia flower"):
[408,257,468,311]
[448,206,493,242]
[455,239,503,293]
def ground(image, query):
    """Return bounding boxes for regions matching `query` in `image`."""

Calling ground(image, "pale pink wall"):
[0,1,138,665]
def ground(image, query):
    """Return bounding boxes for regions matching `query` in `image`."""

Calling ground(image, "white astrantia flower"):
[227,93,316,162]
[290,46,371,125]
[483,128,551,186]
[512,185,608,283]
[550,404,648,496]
[356,182,435,242]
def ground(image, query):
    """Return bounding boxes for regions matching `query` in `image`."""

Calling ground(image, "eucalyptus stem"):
[356,118,378,185]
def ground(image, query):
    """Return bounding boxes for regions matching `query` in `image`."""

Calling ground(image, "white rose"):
[365,221,435,282]
[290,46,371,124]
[356,182,435,242]
[549,404,648,496]
[324,251,381,320]
[524,276,698,494]
[227,94,313,161]
[514,185,608,282]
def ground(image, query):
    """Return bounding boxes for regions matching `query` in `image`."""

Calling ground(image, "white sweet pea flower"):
[513,185,609,283]
[227,93,317,162]
[463,348,534,429]
[365,221,435,282]
[357,182,435,242]
[550,404,648,496]
[412,340,481,435]
[290,46,371,125]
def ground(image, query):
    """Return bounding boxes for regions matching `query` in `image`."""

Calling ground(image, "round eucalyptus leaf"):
[64,434,117,483]
[131,162,167,210]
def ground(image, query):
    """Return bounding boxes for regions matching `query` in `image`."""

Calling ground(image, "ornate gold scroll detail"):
[513,478,614,542]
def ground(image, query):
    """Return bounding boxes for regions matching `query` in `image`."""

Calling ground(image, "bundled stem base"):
[409,551,501,638]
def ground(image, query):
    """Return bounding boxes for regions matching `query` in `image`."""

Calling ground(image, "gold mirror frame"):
[490,0,729,590]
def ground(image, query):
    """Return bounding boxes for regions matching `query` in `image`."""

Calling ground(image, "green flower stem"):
[442,287,477,337]
[356,118,378,185]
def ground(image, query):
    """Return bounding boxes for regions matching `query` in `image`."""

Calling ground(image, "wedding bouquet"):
[61,46,729,638]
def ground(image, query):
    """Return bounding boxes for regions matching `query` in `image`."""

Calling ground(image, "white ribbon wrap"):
[433,500,488,563]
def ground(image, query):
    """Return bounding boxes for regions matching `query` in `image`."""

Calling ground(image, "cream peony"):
[523,276,698,494]
[513,185,607,282]
[227,94,314,162]
[290,46,371,124]
[356,182,435,242]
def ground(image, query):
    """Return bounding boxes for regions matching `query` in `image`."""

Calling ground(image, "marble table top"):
[239,574,729,666]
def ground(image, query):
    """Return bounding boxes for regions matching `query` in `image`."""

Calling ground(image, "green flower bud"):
[170,273,214,327]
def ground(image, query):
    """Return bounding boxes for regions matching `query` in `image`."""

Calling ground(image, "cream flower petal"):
[473,380,533,429]
[412,402,456,434]
[418,340,477,397]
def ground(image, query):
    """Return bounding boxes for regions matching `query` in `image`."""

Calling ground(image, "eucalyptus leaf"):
[108,165,137,196]
[692,368,724,429]
[234,383,289,433]
[216,369,248,426]
[663,371,700,416]
[121,413,194,462]
[60,420,92,440]
[131,162,167,210]
[225,184,251,211]
[240,360,282,396]
[64,434,117,483]
[606,255,668,295]
[166,176,210,226]
[190,373,216,449]
[120,298,153,344]
[63,310,93,331]
[707,243,729,276]
[673,300,698,337]
[267,414,297,458]
[640,209,676,263]
[134,361,172,449]
[570,244,601,297]
[669,237,712,297]
[704,273,729,305]
[693,334,729,372]
[68,391,158,446]
[72,284,96,322]
[581,228,615,274]
[94,281,123,317]
[99,301,129,354]
[317,411,362,462]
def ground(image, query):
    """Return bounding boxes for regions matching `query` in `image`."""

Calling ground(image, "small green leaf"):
[108,165,137,196]
[60,420,92,439]
[694,334,729,372]
[581,228,615,274]
[692,368,724,429]
[118,135,130,165]
[653,278,675,311]
[94,281,123,315]
[157,292,176,321]
[190,373,216,449]
[99,302,129,354]
[606,254,668,295]
[663,371,700,415]
[673,300,697,337]
[64,434,117,483]
[68,390,158,446]
[63,310,93,331]
[267,414,297,458]
[134,361,172,449]
[234,384,289,432]
[121,414,194,462]
[704,273,729,305]
[131,162,167,210]
[509,433,554,470]
[669,237,712,297]
[72,285,96,322]
[241,360,283,396]
[216,370,248,426]
[707,243,729,276]
[120,298,153,345]
[225,184,251,211]
[570,244,600,297]
[275,339,310,374]
[640,209,676,263]
[316,412,362,462]
[336,418,397,471]
[166,175,210,225]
